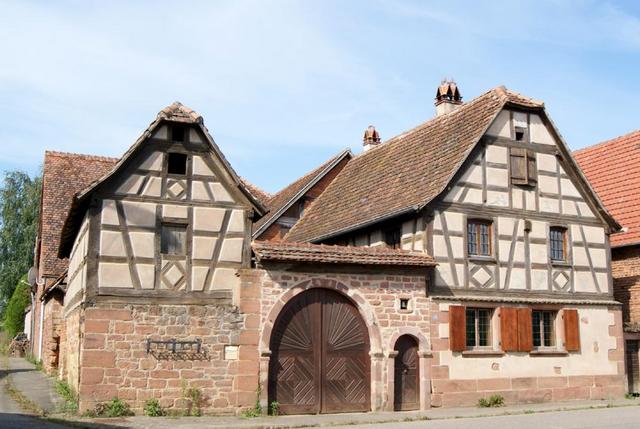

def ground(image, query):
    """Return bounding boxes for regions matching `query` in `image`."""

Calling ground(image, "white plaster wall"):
[439,305,618,379]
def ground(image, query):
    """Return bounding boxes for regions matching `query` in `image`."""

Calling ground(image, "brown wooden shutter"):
[526,150,537,185]
[510,148,527,185]
[500,307,519,352]
[449,306,466,352]
[564,309,580,352]
[517,308,533,352]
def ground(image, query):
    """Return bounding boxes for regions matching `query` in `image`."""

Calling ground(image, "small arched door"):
[269,288,371,414]
[394,335,419,411]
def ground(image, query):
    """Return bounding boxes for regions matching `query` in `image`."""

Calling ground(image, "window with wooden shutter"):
[500,307,519,352]
[161,224,187,255]
[517,308,533,352]
[563,309,580,352]
[449,306,467,352]
[500,307,533,352]
[510,148,537,186]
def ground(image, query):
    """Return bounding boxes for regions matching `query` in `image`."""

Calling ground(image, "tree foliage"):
[0,171,41,313]
[3,275,30,337]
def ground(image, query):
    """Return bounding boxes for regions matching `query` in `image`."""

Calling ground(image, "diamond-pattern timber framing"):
[161,260,187,290]
[166,179,187,200]
[552,269,571,292]
[469,264,494,288]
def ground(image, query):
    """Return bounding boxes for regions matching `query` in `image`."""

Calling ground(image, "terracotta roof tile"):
[38,151,118,277]
[252,241,436,267]
[240,178,271,206]
[574,129,640,247]
[287,86,540,242]
[253,150,351,236]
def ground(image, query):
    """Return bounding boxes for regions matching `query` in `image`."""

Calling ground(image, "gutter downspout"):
[38,297,45,361]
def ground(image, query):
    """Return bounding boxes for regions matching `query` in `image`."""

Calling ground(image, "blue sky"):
[1,1,639,193]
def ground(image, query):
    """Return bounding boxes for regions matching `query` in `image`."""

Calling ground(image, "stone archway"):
[268,288,370,414]
[259,278,384,413]
[386,329,432,411]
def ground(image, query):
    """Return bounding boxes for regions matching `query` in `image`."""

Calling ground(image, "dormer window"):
[167,152,187,175]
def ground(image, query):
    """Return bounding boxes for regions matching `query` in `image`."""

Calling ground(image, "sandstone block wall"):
[41,296,64,375]
[75,300,259,414]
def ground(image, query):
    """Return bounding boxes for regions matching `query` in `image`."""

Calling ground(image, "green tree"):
[0,171,42,313]
[3,275,30,337]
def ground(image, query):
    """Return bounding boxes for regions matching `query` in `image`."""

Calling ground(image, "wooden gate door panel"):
[394,336,419,411]
[270,288,370,415]
[269,290,321,414]
[321,291,370,413]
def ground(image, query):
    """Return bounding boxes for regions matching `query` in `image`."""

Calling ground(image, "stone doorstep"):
[59,400,640,429]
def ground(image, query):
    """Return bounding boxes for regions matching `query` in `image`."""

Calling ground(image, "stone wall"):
[612,245,640,329]
[61,306,82,391]
[76,299,259,414]
[41,294,65,375]
[429,301,626,407]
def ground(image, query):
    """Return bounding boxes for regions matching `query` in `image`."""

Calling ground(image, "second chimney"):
[363,125,381,151]
[435,80,463,116]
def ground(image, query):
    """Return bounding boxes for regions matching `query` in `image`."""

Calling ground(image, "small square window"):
[171,126,185,142]
[167,152,187,175]
[384,228,401,249]
[161,224,187,255]
[515,126,527,141]
[399,298,409,310]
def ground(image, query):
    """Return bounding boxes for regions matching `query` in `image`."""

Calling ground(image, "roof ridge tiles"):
[44,150,120,162]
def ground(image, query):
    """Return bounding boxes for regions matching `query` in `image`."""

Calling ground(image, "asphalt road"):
[344,406,640,428]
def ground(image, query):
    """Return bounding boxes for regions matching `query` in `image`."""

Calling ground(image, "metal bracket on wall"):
[146,338,202,354]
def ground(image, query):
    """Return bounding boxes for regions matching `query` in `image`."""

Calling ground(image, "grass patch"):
[144,398,165,417]
[86,397,134,418]
[55,379,79,414]
[477,394,505,408]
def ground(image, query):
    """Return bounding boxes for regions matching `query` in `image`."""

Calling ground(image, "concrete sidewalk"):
[65,398,640,429]
[5,357,64,414]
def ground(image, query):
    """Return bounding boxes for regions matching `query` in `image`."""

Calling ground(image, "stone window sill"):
[461,350,505,357]
[467,256,496,264]
[551,261,571,268]
[530,349,569,356]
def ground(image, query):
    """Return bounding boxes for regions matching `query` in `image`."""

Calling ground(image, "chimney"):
[435,79,463,116]
[363,125,381,151]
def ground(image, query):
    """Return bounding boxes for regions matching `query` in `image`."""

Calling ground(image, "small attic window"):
[515,126,527,142]
[167,152,187,175]
[171,126,186,142]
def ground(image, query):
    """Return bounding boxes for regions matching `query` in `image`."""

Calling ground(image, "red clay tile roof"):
[574,129,640,247]
[38,151,118,277]
[287,86,544,242]
[253,149,352,237]
[240,178,271,206]
[252,241,436,267]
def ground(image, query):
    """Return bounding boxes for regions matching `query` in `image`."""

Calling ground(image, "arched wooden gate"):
[268,288,371,414]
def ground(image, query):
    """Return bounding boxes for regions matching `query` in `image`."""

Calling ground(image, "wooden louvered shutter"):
[564,309,580,352]
[526,150,537,185]
[510,148,527,185]
[500,307,519,352]
[449,306,466,352]
[517,308,533,352]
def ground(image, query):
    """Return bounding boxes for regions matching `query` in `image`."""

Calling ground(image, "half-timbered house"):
[40,82,627,415]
